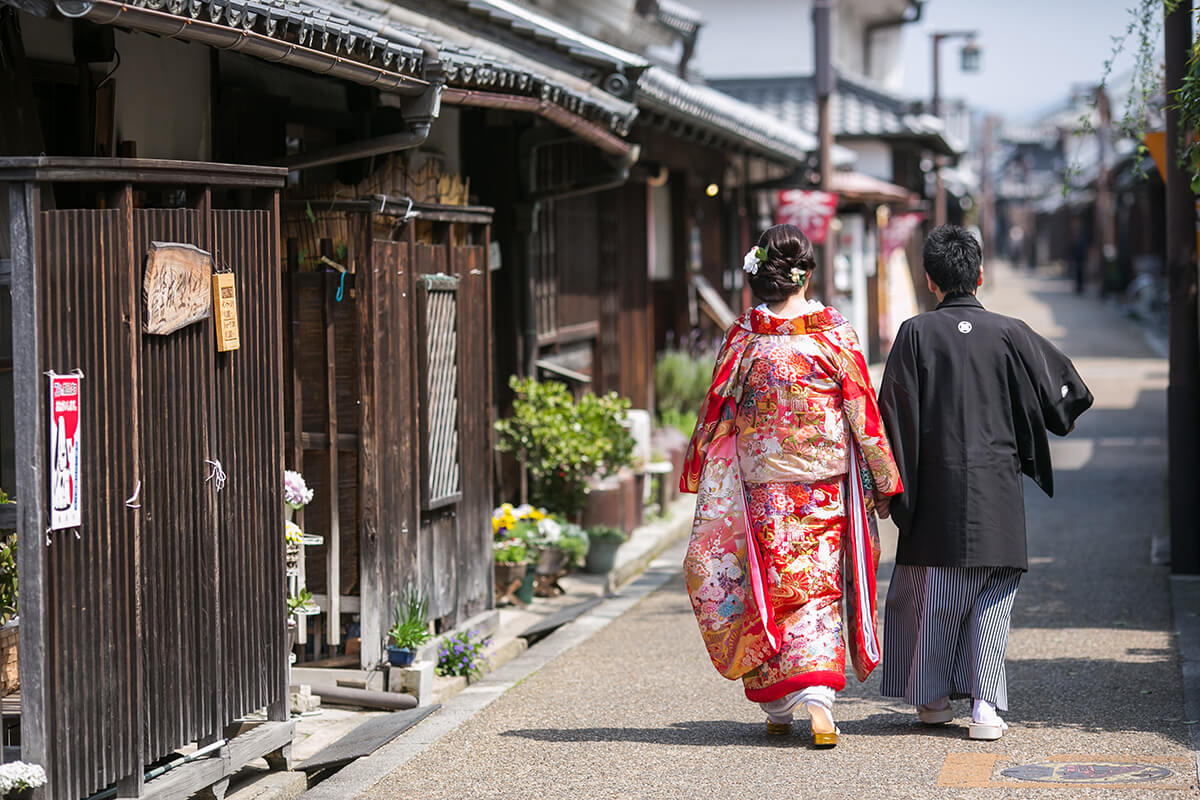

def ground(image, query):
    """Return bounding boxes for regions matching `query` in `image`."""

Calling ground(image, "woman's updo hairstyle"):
[747,223,816,304]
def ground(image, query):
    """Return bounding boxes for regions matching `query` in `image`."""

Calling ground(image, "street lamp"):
[931,30,980,117]
[930,30,981,226]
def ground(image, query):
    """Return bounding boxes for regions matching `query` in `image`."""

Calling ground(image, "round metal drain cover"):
[1001,762,1173,783]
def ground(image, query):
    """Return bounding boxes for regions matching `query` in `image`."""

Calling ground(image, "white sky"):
[898,0,1148,122]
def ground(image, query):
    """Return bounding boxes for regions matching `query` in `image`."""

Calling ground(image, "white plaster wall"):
[842,141,892,181]
[112,31,211,161]
[686,0,908,87]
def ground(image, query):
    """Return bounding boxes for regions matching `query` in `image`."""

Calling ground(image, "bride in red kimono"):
[681,224,901,748]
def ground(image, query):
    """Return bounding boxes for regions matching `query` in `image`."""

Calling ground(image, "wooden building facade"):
[281,199,494,668]
[3,158,292,800]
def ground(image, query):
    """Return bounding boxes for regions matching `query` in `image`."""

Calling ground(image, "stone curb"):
[1170,575,1200,784]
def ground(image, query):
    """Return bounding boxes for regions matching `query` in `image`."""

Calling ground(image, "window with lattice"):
[417,274,462,509]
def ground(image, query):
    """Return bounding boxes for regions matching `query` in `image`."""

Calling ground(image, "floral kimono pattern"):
[682,306,901,701]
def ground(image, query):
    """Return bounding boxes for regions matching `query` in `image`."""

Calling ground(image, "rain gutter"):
[442,88,638,165]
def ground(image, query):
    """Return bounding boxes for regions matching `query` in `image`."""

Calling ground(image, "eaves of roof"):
[710,73,960,157]
[32,0,641,135]
[637,67,854,167]
[432,0,651,72]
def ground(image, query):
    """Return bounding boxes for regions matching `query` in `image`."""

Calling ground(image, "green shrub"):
[654,350,711,436]
[494,377,635,517]
[388,585,432,650]
[586,524,628,544]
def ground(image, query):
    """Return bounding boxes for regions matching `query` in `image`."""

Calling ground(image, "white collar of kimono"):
[755,300,825,318]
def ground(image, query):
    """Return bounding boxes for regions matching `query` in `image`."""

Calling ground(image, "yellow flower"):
[528,508,547,521]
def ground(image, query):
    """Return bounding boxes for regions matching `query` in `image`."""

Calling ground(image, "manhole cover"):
[1000,762,1174,783]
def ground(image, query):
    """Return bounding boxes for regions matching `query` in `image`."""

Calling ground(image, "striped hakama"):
[881,565,1021,711]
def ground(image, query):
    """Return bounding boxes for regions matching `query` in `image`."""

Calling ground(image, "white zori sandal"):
[968,699,1009,740]
[917,697,953,725]
[761,687,840,747]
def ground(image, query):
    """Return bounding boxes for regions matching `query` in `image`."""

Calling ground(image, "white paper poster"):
[49,373,81,530]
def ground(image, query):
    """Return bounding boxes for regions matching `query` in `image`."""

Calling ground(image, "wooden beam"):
[10,182,49,794]
[355,218,382,669]
[322,247,341,646]
[286,239,307,648]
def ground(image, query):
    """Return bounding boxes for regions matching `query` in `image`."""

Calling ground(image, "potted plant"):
[283,469,314,520]
[387,585,432,667]
[285,520,304,577]
[494,377,635,519]
[0,761,46,800]
[492,537,529,605]
[584,525,628,574]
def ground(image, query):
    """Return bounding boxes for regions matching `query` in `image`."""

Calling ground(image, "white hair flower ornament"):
[742,246,767,275]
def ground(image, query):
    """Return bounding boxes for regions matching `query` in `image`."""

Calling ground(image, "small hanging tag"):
[212,272,241,352]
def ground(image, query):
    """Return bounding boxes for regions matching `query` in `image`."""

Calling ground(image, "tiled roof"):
[709,73,961,156]
[38,0,639,134]
[411,0,832,164]
[637,67,857,165]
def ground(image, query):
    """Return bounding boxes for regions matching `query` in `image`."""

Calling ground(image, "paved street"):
[360,265,1191,799]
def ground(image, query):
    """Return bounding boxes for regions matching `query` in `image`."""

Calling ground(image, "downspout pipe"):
[276,42,445,170]
[863,0,923,78]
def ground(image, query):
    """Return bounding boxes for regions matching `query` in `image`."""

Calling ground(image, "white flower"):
[742,248,761,275]
[536,517,562,543]
[0,762,46,791]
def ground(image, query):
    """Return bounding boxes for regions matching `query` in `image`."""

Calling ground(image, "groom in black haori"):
[876,224,1093,740]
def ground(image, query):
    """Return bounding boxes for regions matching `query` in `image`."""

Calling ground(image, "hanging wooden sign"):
[212,272,241,352]
[48,372,82,531]
[144,242,213,335]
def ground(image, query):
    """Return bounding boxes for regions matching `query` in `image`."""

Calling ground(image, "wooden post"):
[356,215,382,669]
[285,239,306,647]
[1165,0,1200,573]
[321,240,341,645]
[10,182,50,794]
[266,188,289,722]
[115,182,146,798]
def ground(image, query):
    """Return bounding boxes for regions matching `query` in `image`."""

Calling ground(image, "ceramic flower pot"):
[516,566,536,604]
[387,646,415,667]
[535,547,570,576]
[584,538,623,575]
[494,561,527,591]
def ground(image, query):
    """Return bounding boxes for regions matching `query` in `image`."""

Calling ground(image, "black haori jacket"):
[877,295,1093,570]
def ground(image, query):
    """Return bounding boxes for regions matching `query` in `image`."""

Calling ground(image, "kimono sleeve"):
[1014,322,1094,436]
[680,324,748,493]
[837,326,902,498]
[876,319,921,529]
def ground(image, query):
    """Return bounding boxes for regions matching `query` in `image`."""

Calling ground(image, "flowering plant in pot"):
[387,585,432,667]
[0,761,45,800]
[283,469,313,520]
[435,629,491,681]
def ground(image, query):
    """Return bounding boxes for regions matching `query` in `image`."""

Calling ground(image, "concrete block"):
[289,685,321,715]
[388,660,435,706]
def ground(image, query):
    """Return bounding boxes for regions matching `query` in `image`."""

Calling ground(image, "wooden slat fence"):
[5,159,287,800]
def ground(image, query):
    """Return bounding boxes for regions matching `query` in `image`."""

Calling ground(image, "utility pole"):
[1165,0,1200,573]
[813,0,834,296]
[979,114,997,262]
[1094,85,1117,292]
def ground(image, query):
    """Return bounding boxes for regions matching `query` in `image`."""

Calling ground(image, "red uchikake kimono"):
[680,305,902,702]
